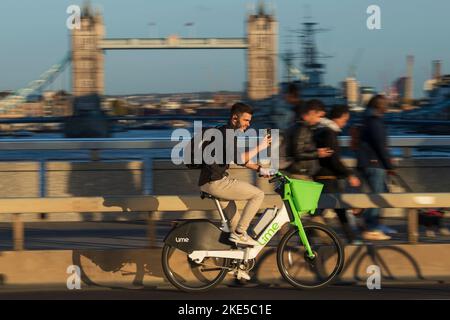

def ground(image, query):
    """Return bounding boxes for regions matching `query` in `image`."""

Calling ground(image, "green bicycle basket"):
[289,179,324,214]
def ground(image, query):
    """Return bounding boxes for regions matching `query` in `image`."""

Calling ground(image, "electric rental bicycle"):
[162,172,345,292]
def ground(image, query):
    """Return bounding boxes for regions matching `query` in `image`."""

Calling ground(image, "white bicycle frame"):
[188,203,291,263]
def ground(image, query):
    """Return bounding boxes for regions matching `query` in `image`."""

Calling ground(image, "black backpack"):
[183,126,218,169]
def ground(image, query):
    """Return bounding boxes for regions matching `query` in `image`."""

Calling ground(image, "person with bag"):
[196,103,274,246]
[313,105,361,243]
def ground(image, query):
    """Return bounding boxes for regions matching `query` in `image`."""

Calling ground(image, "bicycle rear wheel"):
[277,222,345,289]
[162,244,229,292]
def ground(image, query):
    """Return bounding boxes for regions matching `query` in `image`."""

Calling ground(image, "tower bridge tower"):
[71,4,105,96]
[246,2,279,100]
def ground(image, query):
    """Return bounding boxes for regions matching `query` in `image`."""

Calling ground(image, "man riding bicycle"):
[199,102,273,246]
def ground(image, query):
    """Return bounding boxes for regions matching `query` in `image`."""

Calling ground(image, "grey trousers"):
[200,176,265,233]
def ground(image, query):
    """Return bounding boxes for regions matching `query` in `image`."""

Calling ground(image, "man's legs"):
[200,176,264,235]
[219,200,239,233]
[311,178,332,225]
[361,167,391,241]
[315,178,355,242]
[362,167,387,230]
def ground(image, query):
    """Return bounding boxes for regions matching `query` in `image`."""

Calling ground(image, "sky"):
[0,0,449,97]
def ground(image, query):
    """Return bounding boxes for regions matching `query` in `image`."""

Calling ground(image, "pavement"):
[0,282,448,300]
[0,218,449,300]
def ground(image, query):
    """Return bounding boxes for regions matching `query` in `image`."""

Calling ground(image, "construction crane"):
[0,54,71,113]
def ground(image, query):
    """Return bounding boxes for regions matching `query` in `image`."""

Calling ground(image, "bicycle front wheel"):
[162,244,229,293]
[277,222,345,289]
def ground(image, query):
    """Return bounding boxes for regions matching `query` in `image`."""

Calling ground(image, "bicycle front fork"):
[284,198,315,259]
[292,216,316,259]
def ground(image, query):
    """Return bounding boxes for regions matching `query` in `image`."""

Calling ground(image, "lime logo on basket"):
[258,223,280,245]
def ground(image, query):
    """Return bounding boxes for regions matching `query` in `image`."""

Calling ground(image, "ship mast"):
[297,15,331,86]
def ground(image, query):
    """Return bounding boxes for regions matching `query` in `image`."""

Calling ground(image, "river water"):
[0,124,449,161]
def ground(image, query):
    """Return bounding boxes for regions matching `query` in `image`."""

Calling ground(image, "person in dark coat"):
[286,99,333,180]
[356,94,396,241]
[270,82,300,132]
[314,105,361,243]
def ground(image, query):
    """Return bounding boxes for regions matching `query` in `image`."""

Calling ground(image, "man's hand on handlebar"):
[259,167,277,178]
[269,172,287,184]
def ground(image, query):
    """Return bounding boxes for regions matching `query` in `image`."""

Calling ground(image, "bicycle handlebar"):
[269,175,281,184]
[269,172,289,184]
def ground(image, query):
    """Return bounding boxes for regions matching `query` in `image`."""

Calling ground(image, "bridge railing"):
[0,135,448,195]
[0,136,449,250]
[0,135,449,150]
[3,192,450,251]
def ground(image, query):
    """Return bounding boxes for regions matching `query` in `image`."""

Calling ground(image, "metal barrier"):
[0,135,449,196]
[0,135,449,150]
[0,136,449,250]
[3,192,450,250]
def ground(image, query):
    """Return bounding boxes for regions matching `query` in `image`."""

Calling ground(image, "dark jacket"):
[286,120,320,176]
[357,108,394,170]
[314,119,351,179]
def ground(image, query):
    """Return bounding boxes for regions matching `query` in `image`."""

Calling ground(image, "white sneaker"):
[229,231,259,246]
[236,270,251,281]
[439,228,450,236]
[362,230,391,241]
[425,229,436,238]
